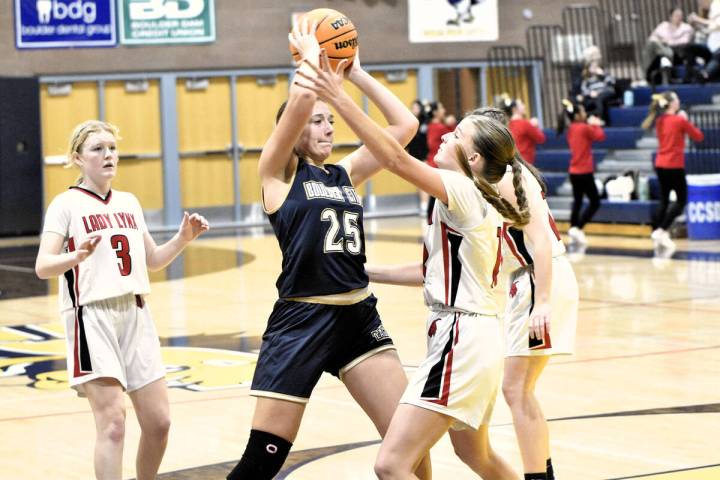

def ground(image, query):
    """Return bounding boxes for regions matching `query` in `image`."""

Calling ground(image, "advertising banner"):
[118,0,215,45]
[408,0,498,43]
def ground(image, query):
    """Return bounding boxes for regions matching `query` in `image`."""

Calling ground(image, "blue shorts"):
[250,295,395,403]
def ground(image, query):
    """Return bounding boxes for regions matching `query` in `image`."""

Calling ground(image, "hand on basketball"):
[289,17,320,65]
[346,48,363,80]
[295,50,347,102]
[75,235,101,262]
[178,211,210,242]
[529,302,551,341]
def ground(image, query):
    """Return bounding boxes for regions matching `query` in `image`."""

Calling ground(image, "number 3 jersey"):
[266,161,367,298]
[423,170,503,316]
[43,187,150,311]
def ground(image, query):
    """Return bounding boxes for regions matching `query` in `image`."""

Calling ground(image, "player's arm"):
[337,51,419,186]
[144,212,209,272]
[295,53,449,204]
[498,172,552,340]
[366,262,423,286]
[258,19,321,183]
[35,232,101,279]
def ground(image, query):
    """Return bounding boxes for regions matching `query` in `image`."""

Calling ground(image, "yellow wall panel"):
[41,82,98,158]
[486,67,531,116]
[177,78,231,152]
[328,81,362,145]
[43,166,80,208]
[368,70,418,129]
[236,75,289,149]
[239,151,262,205]
[105,80,161,155]
[180,155,234,208]
[111,159,164,210]
[369,168,417,196]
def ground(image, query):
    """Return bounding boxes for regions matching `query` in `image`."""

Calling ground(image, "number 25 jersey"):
[43,187,150,311]
[266,161,367,298]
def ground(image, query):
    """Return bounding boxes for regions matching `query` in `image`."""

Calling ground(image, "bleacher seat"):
[554,198,658,224]
[608,106,648,127]
[541,128,643,150]
[541,172,567,196]
[535,149,608,172]
[633,83,720,106]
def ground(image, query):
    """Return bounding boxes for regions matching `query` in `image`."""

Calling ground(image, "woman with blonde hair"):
[35,120,209,479]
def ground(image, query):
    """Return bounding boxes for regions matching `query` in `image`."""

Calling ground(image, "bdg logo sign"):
[119,0,215,45]
[15,0,117,49]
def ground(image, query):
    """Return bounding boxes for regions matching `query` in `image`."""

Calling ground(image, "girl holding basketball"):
[295,53,531,480]
[227,16,429,480]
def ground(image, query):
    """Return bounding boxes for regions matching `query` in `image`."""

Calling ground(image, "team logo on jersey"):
[370,325,389,342]
[303,181,362,205]
[0,324,258,391]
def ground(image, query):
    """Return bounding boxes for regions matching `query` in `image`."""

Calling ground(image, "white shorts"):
[504,255,579,357]
[63,293,165,396]
[401,309,503,430]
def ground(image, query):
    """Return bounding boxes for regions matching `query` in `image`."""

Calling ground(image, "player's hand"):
[529,302,551,341]
[74,235,101,263]
[588,115,605,126]
[178,211,209,242]
[295,50,347,102]
[289,17,320,65]
[678,110,689,120]
[346,48,363,81]
[529,117,539,127]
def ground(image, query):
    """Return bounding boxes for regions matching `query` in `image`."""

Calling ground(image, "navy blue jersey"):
[268,161,368,298]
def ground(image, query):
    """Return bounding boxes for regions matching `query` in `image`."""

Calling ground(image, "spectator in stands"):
[407,99,431,211]
[644,7,711,85]
[569,45,603,101]
[579,60,617,124]
[557,100,606,246]
[641,91,704,251]
[500,95,546,164]
[689,1,720,80]
[425,101,457,168]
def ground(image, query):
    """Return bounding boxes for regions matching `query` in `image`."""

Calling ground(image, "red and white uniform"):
[43,187,163,394]
[501,167,579,356]
[654,113,704,169]
[402,170,504,430]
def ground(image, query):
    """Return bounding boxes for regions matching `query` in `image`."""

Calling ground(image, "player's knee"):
[143,413,171,441]
[374,451,404,480]
[502,379,524,406]
[227,429,292,480]
[102,411,126,444]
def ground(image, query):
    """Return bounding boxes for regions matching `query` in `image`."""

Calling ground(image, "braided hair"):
[454,115,531,227]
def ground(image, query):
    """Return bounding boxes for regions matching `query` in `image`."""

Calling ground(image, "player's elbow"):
[35,261,51,280]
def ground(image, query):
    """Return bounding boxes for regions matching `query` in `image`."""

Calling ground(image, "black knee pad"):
[227,429,292,480]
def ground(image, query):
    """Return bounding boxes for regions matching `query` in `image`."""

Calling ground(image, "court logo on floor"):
[0,323,258,391]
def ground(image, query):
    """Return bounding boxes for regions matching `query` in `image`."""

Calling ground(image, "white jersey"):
[423,170,503,316]
[501,167,566,273]
[43,187,150,311]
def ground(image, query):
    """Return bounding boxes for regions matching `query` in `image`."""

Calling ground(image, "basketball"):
[289,8,358,71]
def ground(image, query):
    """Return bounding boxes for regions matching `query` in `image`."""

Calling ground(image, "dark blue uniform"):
[251,161,394,401]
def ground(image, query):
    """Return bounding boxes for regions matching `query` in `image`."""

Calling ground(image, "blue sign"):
[15,0,117,49]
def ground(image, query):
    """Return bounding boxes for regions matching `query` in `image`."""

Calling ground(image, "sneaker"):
[659,233,676,251]
[576,228,587,245]
[651,228,665,242]
[568,226,580,241]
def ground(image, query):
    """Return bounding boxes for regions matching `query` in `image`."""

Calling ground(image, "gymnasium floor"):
[0,217,718,479]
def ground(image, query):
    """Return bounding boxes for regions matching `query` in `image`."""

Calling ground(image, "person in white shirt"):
[293,47,533,477]
[35,120,209,480]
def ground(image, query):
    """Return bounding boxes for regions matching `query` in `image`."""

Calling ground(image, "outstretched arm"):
[144,212,209,272]
[295,53,449,204]
[366,262,423,286]
[258,19,321,183]
[338,53,419,186]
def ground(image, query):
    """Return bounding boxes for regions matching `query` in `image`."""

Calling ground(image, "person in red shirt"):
[557,100,606,245]
[641,91,704,250]
[425,101,456,168]
[502,96,546,164]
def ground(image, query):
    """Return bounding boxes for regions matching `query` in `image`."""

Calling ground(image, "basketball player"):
[295,55,534,480]
[226,20,429,480]
[476,107,579,480]
[34,120,209,480]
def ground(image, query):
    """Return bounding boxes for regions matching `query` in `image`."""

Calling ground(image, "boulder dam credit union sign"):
[118,0,215,45]
[14,0,117,49]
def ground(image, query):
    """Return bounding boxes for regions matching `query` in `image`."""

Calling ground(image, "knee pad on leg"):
[227,429,292,480]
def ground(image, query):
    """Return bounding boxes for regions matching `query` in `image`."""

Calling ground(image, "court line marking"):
[606,463,720,479]
[553,345,720,365]
[0,264,35,274]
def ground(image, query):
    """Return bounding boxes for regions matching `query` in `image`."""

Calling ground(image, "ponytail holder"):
[652,93,668,109]
[562,99,574,114]
[500,92,513,108]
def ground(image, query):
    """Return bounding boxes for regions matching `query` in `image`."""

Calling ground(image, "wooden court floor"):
[0,217,718,479]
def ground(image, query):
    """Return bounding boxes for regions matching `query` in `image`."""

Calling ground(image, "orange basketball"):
[289,8,358,71]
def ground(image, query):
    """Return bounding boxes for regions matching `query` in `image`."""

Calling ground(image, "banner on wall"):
[14,0,117,49]
[118,0,215,45]
[408,0,498,43]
